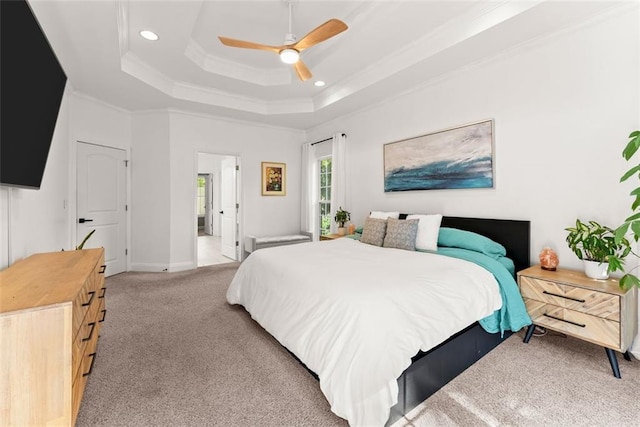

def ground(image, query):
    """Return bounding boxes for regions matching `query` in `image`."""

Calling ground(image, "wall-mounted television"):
[1,0,67,190]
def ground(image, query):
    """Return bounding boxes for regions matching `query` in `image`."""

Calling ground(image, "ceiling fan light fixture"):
[280,48,299,64]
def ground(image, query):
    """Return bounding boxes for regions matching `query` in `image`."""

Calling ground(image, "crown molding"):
[184,39,291,86]
[70,89,132,115]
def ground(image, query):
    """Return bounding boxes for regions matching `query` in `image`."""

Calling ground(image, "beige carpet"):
[77,264,640,427]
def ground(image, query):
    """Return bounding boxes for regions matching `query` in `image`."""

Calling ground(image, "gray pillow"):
[360,217,388,247]
[383,218,419,251]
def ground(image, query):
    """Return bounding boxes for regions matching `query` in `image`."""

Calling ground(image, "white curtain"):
[330,133,347,234]
[300,142,318,241]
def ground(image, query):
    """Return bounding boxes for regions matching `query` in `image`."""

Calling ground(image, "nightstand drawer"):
[520,276,619,320]
[524,298,620,349]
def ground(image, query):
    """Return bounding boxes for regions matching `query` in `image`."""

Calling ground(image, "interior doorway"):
[196,152,239,267]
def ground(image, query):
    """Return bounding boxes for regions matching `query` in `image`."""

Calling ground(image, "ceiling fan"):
[218,2,348,81]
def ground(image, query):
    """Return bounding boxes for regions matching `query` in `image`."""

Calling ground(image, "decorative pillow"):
[370,211,400,220]
[406,214,442,251]
[383,218,419,251]
[437,227,506,259]
[360,217,388,247]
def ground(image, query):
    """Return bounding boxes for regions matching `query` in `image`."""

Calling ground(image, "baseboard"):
[169,261,196,272]
[130,262,169,272]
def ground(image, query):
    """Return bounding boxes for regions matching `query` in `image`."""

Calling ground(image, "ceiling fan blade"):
[218,36,282,53]
[293,60,312,81]
[293,19,348,52]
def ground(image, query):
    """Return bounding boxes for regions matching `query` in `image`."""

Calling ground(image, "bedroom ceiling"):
[29,0,630,130]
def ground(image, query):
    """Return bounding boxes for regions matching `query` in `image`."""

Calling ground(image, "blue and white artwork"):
[384,120,494,192]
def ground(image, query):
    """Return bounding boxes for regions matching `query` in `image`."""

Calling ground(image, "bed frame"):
[386,215,531,424]
[284,216,530,425]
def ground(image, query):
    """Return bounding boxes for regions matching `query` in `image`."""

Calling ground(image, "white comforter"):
[227,238,502,426]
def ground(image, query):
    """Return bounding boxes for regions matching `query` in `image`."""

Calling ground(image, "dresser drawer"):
[71,324,100,426]
[71,281,98,339]
[520,276,619,320]
[524,298,620,349]
[72,309,99,380]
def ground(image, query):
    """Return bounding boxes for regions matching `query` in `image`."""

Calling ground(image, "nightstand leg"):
[605,348,621,379]
[623,351,631,361]
[523,324,535,343]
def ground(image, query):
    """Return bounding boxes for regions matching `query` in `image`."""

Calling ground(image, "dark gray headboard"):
[399,214,531,275]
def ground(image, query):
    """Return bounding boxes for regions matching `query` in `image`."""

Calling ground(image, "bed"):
[227,216,531,426]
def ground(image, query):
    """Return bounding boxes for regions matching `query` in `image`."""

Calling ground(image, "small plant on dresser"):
[565,219,630,280]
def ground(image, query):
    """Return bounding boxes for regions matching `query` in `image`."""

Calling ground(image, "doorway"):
[196,152,239,267]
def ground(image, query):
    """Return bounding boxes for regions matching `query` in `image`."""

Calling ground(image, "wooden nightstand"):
[320,233,345,241]
[517,265,637,378]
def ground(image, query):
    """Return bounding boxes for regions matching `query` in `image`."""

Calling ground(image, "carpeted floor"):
[77,264,640,427]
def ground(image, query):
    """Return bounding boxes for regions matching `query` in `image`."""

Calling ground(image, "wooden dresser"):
[517,265,637,378]
[0,248,106,426]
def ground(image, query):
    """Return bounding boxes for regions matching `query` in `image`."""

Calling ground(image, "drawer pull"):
[82,291,96,307]
[543,290,585,303]
[99,264,106,274]
[543,313,586,328]
[83,352,97,377]
[82,322,96,342]
[99,309,107,323]
[99,287,107,299]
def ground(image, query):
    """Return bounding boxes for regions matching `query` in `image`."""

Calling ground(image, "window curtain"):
[300,142,318,241]
[330,133,347,234]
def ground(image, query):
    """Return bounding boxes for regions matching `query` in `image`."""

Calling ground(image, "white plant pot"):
[583,260,610,280]
[337,227,346,236]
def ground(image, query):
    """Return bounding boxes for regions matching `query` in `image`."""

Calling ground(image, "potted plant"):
[565,219,630,280]
[615,129,640,289]
[334,207,351,235]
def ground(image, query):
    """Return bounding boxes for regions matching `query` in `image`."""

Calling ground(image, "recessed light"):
[140,30,159,41]
[314,81,325,87]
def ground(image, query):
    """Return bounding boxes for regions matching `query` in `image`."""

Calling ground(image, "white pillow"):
[406,214,443,251]
[370,211,400,220]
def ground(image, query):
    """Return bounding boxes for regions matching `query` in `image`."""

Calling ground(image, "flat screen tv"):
[1,0,67,190]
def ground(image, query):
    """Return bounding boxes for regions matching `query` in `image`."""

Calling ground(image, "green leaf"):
[621,165,640,182]
[76,229,96,250]
[615,222,630,244]
[625,212,640,222]
[622,132,640,160]
[619,274,640,291]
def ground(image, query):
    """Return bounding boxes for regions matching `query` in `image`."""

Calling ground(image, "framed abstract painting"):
[383,119,494,192]
[261,161,286,196]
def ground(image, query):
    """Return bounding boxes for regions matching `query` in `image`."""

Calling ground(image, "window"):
[319,157,332,236]
[197,175,206,216]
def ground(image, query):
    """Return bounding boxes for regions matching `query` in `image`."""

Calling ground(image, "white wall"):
[0,85,72,268]
[130,111,171,271]
[168,111,305,270]
[308,7,639,272]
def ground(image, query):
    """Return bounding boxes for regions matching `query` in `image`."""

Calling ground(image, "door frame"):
[71,140,130,273]
[194,150,242,265]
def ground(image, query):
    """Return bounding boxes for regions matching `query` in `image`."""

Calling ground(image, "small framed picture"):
[261,162,286,196]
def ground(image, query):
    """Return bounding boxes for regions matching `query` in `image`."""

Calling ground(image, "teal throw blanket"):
[435,247,532,336]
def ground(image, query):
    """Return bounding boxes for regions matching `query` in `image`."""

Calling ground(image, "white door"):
[220,157,237,260]
[204,174,213,236]
[77,142,127,276]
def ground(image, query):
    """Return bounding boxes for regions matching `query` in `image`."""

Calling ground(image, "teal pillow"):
[437,227,506,259]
